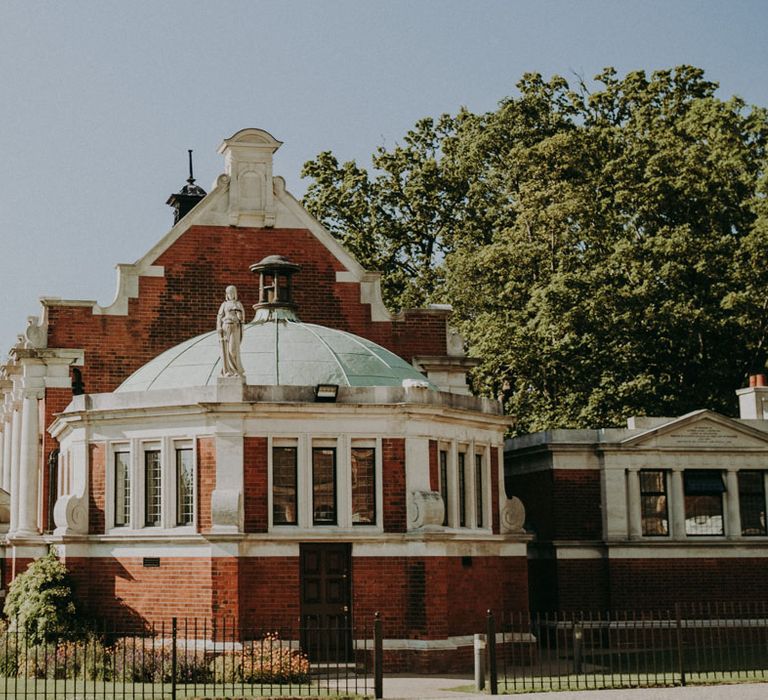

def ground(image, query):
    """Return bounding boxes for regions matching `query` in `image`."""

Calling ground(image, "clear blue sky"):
[0,0,766,348]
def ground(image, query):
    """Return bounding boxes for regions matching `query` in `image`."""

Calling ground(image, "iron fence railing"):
[0,616,377,699]
[487,602,768,693]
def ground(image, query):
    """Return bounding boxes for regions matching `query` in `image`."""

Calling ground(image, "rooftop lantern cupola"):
[166,149,207,225]
[249,255,302,322]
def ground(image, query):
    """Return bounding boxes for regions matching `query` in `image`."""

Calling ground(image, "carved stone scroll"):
[500,496,526,534]
[408,490,444,530]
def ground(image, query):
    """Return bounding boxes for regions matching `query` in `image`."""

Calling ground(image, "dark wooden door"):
[300,543,352,661]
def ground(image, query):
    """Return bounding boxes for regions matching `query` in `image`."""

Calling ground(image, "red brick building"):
[0,129,529,671]
[505,389,768,612]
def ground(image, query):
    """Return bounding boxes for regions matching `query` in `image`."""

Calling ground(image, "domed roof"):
[116,320,435,393]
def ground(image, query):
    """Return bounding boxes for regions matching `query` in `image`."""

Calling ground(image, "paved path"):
[383,675,768,699]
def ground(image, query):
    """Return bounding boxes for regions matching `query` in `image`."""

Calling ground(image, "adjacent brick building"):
[505,387,768,612]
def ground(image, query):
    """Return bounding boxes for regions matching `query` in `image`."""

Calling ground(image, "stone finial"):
[216,285,245,378]
[25,315,47,350]
[218,128,282,228]
[500,496,526,534]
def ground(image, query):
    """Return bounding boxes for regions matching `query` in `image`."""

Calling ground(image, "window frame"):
[439,448,449,526]
[475,451,485,529]
[175,444,195,527]
[312,445,338,526]
[113,449,131,528]
[458,451,467,528]
[350,443,376,526]
[143,446,163,527]
[683,469,725,537]
[639,469,670,537]
[738,470,767,537]
[105,439,197,533]
[272,444,299,526]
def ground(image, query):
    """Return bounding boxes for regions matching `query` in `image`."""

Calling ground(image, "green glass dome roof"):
[116,320,435,393]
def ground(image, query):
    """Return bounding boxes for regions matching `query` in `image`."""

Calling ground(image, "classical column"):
[16,388,42,537]
[626,469,642,539]
[9,398,22,534]
[2,412,12,493]
[670,469,686,538]
[725,470,741,538]
[0,423,4,497]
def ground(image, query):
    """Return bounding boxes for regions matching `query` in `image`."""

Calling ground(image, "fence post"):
[573,621,583,674]
[675,603,686,687]
[374,611,383,699]
[171,617,178,700]
[486,610,498,695]
[474,633,486,690]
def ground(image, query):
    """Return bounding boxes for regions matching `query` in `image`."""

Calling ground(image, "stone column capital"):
[19,386,44,401]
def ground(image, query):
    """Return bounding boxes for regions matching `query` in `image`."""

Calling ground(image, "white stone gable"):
[620,410,768,450]
[39,128,394,323]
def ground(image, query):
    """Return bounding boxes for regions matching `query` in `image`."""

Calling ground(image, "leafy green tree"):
[4,548,78,643]
[303,66,768,432]
[302,114,473,309]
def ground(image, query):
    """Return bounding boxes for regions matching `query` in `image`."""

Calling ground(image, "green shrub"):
[211,634,310,684]
[110,637,213,683]
[3,548,78,644]
[15,636,109,680]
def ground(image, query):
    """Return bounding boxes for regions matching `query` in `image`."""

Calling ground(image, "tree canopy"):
[302,66,768,433]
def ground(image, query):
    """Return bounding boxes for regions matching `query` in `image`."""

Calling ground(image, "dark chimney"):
[166,149,206,224]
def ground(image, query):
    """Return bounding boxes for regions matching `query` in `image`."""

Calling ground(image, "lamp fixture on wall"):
[315,384,339,402]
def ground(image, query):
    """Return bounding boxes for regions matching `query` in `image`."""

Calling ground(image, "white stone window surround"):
[735,469,768,537]
[440,439,492,532]
[474,445,490,530]
[57,449,72,499]
[104,437,197,534]
[626,465,768,541]
[350,437,378,526]
[267,434,383,533]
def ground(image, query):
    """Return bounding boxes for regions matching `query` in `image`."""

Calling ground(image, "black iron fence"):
[5,605,768,698]
[487,602,768,693]
[0,616,377,699]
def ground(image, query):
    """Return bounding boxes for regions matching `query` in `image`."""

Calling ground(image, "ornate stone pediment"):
[621,410,768,450]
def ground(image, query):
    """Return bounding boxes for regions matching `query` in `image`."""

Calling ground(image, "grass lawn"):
[499,669,768,693]
[0,677,371,699]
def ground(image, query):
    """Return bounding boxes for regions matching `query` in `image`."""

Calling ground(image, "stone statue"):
[217,285,245,377]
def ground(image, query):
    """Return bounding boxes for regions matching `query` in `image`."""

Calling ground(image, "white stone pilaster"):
[2,411,11,493]
[9,398,21,534]
[16,387,43,537]
[627,468,642,539]
[0,424,4,497]
[725,469,741,538]
[670,469,686,539]
[211,413,244,533]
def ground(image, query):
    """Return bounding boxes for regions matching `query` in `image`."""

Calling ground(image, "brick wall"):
[444,556,529,633]
[609,557,768,609]
[352,555,529,640]
[65,556,215,628]
[552,470,602,540]
[507,469,601,541]
[382,438,406,533]
[44,225,448,396]
[88,443,105,534]
[239,556,301,630]
[196,437,214,532]
[243,437,267,532]
[210,557,239,621]
[428,440,438,492]
[554,558,610,612]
